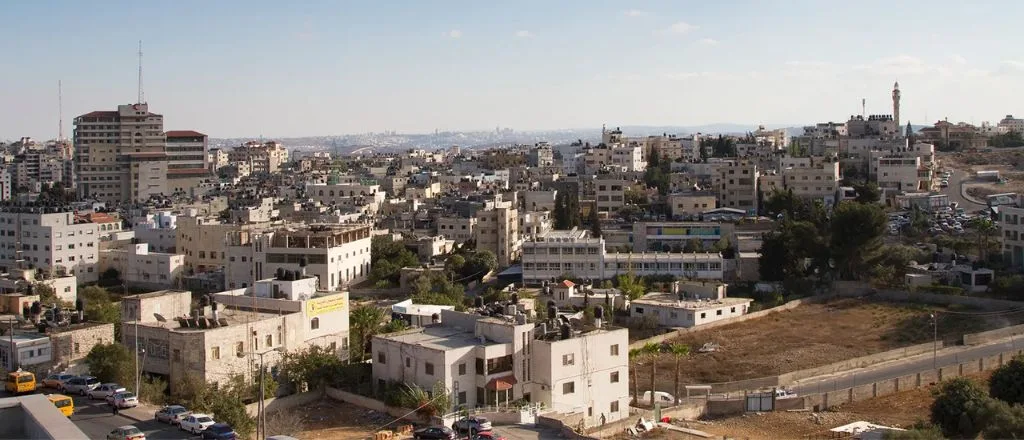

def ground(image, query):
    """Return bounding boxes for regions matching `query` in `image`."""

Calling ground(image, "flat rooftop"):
[140,307,281,332]
[632,293,751,310]
[378,326,485,351]
[123,289,190,300]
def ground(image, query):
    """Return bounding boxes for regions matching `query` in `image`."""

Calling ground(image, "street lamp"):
[930,313,938,369]
[252,347,283,440]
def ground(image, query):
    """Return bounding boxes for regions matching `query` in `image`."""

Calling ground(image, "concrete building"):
[528,143,555,167]
[165,130,210,196]
[228,141,289,175]
[122,281,349,392]
[132,211,177,253]
[594,178,627,213]
[391,299,454,327]
[475,204,520,267]
[0,394,89,439]
[666,191,717,219]
[372,308,630,428]
[632,222,723,252]
[0,208,100,283]
[226,224,373,291]
[998,115,1024,134]
[629,283,751,328]
[437,217,477,244]
[73,103,169,203]
[99,243,185,290]
[998,196,1024,269]
[176,215,271,273]
[305,183,386,215]
[872,156,931,194]
[0,168,10,201]
[716,160,759,214]
[520,211,553,240]
[207,148,230,172]
[778,156,841,206]
[0,333,51,372]
[523,190,558,213]
[0,268,77,304]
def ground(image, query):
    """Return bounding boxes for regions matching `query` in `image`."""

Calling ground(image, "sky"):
[2,0,1024,140]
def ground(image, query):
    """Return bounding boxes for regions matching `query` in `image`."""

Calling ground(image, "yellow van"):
[5,371,36,394]
[47,394,74,417]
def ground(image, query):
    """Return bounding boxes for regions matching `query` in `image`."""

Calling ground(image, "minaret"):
[892,81,901,128]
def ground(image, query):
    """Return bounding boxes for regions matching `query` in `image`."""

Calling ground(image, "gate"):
[745,392,774,412]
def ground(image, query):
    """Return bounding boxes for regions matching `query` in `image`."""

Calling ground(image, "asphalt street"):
[68,394,192,440]
[944,169,986,210]
[789,338,1022,396]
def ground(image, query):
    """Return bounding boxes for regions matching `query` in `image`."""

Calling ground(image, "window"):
[731,307,736,313]
[235,342,244,357]
[562,382,575,394]
[611,401,620,412]
[610,344,619,356]
[310,317,319,330]
[406,357,411,367]
[716,310,722,316]
[266,334,273,347]
[562,353,575,366]
[459,363,466,375]
[610,371,620,383]
[476,358,485,375]
[425,363,435,375]
[700,312,706,319]
[378,352,386,363]
[212,347,221,360]
[635,307,644,314]
[74,343,80,354]
[173,349,181,362]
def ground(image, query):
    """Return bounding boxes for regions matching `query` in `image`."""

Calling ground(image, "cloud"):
[661,21,699,35]
[515,30,534,38]
[1000,60,1024,74]
[445,29,462,39]
[624,9,648,17]
[853,55,938,76]
[950,54,967,65]
[697,38,719,45]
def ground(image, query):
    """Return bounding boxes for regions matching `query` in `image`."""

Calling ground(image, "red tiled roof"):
[165,130,206,138]
[87,213,116,223]
[79,111,118,118]
[560,280,575,288]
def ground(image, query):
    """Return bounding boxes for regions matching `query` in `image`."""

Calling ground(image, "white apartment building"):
[437,217,477,244]
[228,141,289,174]
[528,144,554,167]
[475,204,520,267]
[666,191,717,219]
[523,190,558,212]
[372,309,630,428]
[520,211,552,240]
[73,103,169,203]
[132,211,177,253]
[122,280,349,393]
[99,243,185,290]
[872,156,930,194]
[306,183,386,214]
[779,156,841,206]
[595,178,627,213]
[207,148,229,172]
[998,197,1024,270]
[0,169,10,201]
[715,160,759,214]
[0,209,100,283]
[521,229,725,285]
[610,145,645,172]
[229,224,373,291]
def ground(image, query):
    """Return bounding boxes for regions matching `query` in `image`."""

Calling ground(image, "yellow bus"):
[5,371,36,394]
[47,394,74,417]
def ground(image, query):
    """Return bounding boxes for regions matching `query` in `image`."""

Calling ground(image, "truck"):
[977,170,1000,181]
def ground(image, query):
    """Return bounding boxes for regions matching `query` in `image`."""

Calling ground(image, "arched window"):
[310,317,320,330]
[318,190,324,196]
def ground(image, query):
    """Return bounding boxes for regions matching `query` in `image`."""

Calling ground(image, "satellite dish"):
[154,313,167,323]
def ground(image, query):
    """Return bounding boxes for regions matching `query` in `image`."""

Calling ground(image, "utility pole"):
[135,314,140,395]
[253,348,281,440]
[930,313,938,369]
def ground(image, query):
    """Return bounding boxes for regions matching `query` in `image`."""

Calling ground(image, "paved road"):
[788,338,1022,396]
[68,394,191,440]
[943,169,985,211]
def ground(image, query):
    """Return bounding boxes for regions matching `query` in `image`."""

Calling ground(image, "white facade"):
[372,309,630,428]
[250,224,373,291]
[630,293,752,328]
[99,243,185,290]
[715,160,759,214]
[132,211,178,253]
[437,217,477,243]
[0,210,100,283]
[998,115,1024,134]
[779,156,841,205]
[0,334,52,371]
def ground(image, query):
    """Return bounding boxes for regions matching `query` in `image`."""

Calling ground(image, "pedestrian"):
[112,403,119,416]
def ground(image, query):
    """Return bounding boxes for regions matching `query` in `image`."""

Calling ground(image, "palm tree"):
[350,304,386,362]
[667,343,690,405]
[971,217,997,263]
[641,342,662,407]
[628,348,642,406]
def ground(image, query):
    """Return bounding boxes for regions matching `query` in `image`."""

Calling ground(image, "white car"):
[106,425,145,440]
[180,413,216,434]
[108,391,139,408]
[89,383,126,400]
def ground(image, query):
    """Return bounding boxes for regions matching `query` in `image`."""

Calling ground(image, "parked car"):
[641,391,676,405]
[414,426,456,440]
[452,416,492,434]
[61,376,101,396]
[155,405,191,425]
[42,373,75,389]
[472,433,508,440]
[108,391,139,408]
[106,425,146,440]
[200,423,237,440]
[89,383,126,400]
[180,414,217,434]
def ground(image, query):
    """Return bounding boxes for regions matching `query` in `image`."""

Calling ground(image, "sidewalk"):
[117,402,160,423]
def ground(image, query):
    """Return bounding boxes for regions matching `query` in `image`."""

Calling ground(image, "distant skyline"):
[2,0,1023,140]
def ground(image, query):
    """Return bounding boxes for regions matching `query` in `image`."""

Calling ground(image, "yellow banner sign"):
[306,295,346,317]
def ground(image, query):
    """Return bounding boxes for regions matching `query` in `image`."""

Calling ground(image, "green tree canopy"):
[85,342,134,385]
[930,377,987,437]
[990,355,1024,405]
[853,182,882,204]
[830,201,887,280]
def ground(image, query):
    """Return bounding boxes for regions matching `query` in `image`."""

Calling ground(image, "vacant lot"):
[941,150,1024,197]
[636,299,1022,386]
[293,399,392,440]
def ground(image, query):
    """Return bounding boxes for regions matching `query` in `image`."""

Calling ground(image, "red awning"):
[486,376,517,391]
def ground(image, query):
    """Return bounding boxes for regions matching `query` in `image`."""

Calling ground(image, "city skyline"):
[2,0,1024,140]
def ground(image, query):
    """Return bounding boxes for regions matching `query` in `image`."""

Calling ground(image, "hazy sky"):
[3,0,1023,140]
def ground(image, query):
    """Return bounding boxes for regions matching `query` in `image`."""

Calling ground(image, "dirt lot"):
[940,150,1024,197]
[638,299,1023,386]
[292,399,393,440]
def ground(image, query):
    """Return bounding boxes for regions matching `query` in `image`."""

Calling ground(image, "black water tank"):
[547,300,556,308]
[594,306,604,320]
[560,324,571,340]
[276,268,286,280]
[474,297,484,308]
[431,313,440,323]
[510,293,519,304]
[299,256,308,268]
[547,305,557,320]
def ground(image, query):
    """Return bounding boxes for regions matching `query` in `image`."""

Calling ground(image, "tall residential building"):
[0,208,100,283]
[475,203,520,267]
[527,143,554,167]
[998,115,1024,134]
[716,160,759,214]
[778,156,841,206]
[228,141,289,175]
[165,130,210,195]
[73,103,168,203]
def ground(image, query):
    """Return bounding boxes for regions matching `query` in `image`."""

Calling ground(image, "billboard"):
[306,295,346,318]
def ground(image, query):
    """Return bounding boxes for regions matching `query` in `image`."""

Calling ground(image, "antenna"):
[137,40,145,104]
[58,80,64,141]
[861,98,865,118]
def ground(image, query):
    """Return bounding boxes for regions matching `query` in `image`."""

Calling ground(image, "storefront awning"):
[485,375,517,391]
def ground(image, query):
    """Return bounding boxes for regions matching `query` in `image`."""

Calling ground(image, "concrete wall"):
[244,388,323,418]
[777,341,942,384]
[831,281,1024,311]
[324,387,424,424]
[964,323,1024,345]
